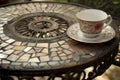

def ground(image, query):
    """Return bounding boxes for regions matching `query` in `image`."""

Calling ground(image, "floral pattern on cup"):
[80,20,104,34]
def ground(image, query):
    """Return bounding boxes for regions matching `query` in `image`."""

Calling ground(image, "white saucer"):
[67,23,116,43]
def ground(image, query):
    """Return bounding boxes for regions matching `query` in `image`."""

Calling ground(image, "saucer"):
[67,23,116,43]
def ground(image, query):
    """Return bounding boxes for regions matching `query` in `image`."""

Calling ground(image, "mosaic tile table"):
[0,1,119,80]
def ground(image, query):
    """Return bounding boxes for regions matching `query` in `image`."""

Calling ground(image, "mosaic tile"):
[0,50,3,52]
[4,45,14,50]
[36,52,47,56]
[11,62,21,66]
[2,60,10,64]
[51,52,57,57]
[27,43,36,47]
[41,48,48,53]
[50,42,59,48]
[60,56,68,60]
[13,45,26,51]
[59,61,65,64]
[73,56,80,62]
[3,50,14,54]
[0,27,3,30]
[40,56,50,62]
[65,60,71,63]
[48,61,59,66]
[31,53,36,57]
[33,47,43,52]
[52,57,60,61]
[89,52,95,56]
[21,42,28,46]
[68,54,73,59]
[61,44,70,49]
[12,41,22,45]
[6,39,15,43]
[24,47,32,52]
[0,54,8,58]
[59,53,66,57]
[7,54,19,61]
[57,51,63,54]
[63,49,72,55]
[81,55,91,59]
[31,63,38,67]
[58,47,62,50]
[0,23,4,27]
[39,62,48,68]
[29,58,40,62]
[28,49,36,53]
[13,51,21,55]
[37,43,48,48]
[23,63,33,68]
[0,42,8,47]
[17,54,30,62]
[23,63,28,67]
[51,48,58,51]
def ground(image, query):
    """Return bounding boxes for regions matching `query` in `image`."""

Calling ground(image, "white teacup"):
[76,9,112,38]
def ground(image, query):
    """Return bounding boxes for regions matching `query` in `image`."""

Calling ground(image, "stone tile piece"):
[61,44,70,49]
[37,43,48,48]
[51,52,57,57]
[12,41,22,45]
[5,45,13,50]
[58,41,65,45]
[40,56,50,62]
[36,52,47,56]
[24,47,32,52]
[52,57,60,61]
[63,49,72,55]
[17,54,30,62]
[60,56,67,60]
[2,60,10,64]
[59,53,66,57]
[0,43,8,47]
[6,39,15,43]
[27,49,36,53]
[73,56,80,62]
[7,54,19,61]
[50,42,59,48]
[31,63,38,67]
[51,48,58,52]
[48,61,59,66]
[0,54,8,58]
[28,43,36,47]
[41,48,48,53]
[3,50,14,54]
[0,50,3,52]
[11,62,21,66]
[33,47,42,52]
[13,46,26,51]
[29,58,40,62]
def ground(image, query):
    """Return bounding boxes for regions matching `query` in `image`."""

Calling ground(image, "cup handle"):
[103,15,112,29]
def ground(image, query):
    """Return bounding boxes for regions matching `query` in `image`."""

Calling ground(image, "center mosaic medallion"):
[4,13,69,42]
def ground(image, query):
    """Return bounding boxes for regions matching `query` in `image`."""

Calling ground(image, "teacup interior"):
[76,9,108,21]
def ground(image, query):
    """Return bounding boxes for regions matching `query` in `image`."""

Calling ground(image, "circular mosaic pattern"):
[4,13,70,42]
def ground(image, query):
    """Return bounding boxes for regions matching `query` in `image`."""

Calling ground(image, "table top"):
[0,1,119,72]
